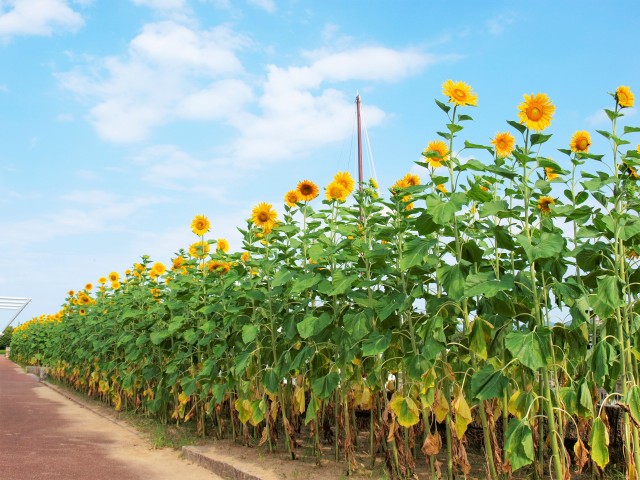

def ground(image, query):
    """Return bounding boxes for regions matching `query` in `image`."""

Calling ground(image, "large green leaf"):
[361,331,392,356]
[425,192,467,225]
[469,317,492,360]
[479,200,509,218]
[296,313,332,339]
[241,324,258,344]
[304,394,320,425]
[311,372,340,400]
[271,268,294,287]
[291,273,322,294]
[470,364,509,400]
[623,385,640,428]
[589,417,610,469]
[329,271,359,295]
[505,329,551,371]
[591,275,621,319]
[400,238,436,270]
[465,271,514,298]
[389,395,420,427]
[504,418,535,471]
[437,263,468,301]
[517,232,565,261]
[343,312,370,341]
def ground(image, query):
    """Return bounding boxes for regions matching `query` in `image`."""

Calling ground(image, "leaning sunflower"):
[297,180,319,201]
[518,93,555,132]
[538,196,555,214]
[251,202,278,230]
[442,79,478,107]
[325,181,348,202]
[284,190,301,207]
[189,241,210,259]
[191,214,210,236]
[423,140,449,168]
[402,173,421,187]
[491,132,515,158]
[333,171,355,194]
[570,131,591,153]
[217,238,229,253]
[545,168,560,181]
[616,85,634,108]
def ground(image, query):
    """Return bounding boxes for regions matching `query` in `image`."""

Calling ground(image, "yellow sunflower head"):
[79,308,87,316]
[151,262,166,276]
[391,178,410,195]
[217,238,229,253]
[172,256,184,270]
[442,79,478,107]
[191,214,211,236]
[545,168,560,181]
[284,190,301,207]
[98,277,107,284]
[423,140,449,168]
[241,251,250,263]
[333,171,355,194]
[251,202,278,230]
[325,181,348,202]
[296,180,319,202]
[188,241,210,259]
[108,272,119,283]
[537,196,555,214]
[491,132,515,158]
[518,93,555,132]
[570,130,591,153]
[369,178,379,189]
[616,85,635,108]
[85,283,93,291]
[111,281,121,290]
[402,173,421,187]
[436,183,448,193]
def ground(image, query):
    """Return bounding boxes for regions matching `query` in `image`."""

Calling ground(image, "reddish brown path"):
[0,356,220,480]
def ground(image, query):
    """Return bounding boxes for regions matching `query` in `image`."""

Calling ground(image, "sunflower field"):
[11,82,640,480]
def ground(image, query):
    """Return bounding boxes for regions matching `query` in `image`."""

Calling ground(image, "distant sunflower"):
[191,214,211,236]
[436,183,448,193]
[217,238,229,253]
[570,131,591,153]
[491,132,515,158]
[442,79,478,107]
[333,171,355,194]
[325,181,348,202]
[369,178,379,189]
[545,168,560,181]
[616,85,635,108]
[251,202,278,230]
[284,190,301,207]
[297,180,319,201]
[518,93,555,132]
[538,196,555,214]
[206,260,231,274]
[108,272,119,282]
[241,251,250,263]
[172,256,184,270]
[402,173,421,187]
[68,290,75,297]
[189,241,210,259]
[98,277,107,284]
[423,140,449,168]
[111,281,121,290]
[151,262,166,276]
[85,283,93,291]
[79,308,86,316]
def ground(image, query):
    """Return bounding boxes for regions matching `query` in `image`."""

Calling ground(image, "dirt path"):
[0,356,222,480]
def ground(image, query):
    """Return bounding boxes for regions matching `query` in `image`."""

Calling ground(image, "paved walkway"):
[0,356,221,480]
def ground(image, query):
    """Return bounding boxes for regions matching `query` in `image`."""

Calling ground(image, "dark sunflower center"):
[300,185,313,195]
[577,138,588,150]
[527,105,543,121]
[258,212,270,222]
[453,88,466,100]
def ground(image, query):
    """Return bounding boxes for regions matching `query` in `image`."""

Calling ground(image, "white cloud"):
[131,0,186,9]
[247,0,275,13]
[0,0,83,40]
[485,13,517,36]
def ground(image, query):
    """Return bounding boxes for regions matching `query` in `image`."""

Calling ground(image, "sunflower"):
[151,262,166,276]
[436,183,448,193]
[616,85,634,108]
[423,140,449,168]
[369,178,379,189]
[79,308,86,316]
[206,260,231,274]
[217,238,229,253]
[241,251,250,263]
[125,269,131,276]
[624,163,639,179]
[98,277,107,284]
[296,180,319,201]
[189,241,210,259]
[491,132,515,157]
[570,131,591,153]
[85,283,93,291]
[284,190,301,207]
[545,168,560,181]
[68,290,75,297]
[108,271,119,283]
[172,256,185,270]
[111,281,121,290]
[325,181,348,202]
[627,249,640,260]
[191,214,210,236]
[442,79,478,107]
[334,171,355,194]
[538,196,555,214]
[251,202,278,230]
[518,93,555,132]
[402,173,421,187]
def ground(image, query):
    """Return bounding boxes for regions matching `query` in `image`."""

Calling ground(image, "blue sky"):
[1,0,640,329]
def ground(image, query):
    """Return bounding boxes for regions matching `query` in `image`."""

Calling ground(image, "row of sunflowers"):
[11,81,640,479]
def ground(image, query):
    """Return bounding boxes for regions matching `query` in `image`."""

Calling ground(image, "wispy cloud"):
[0,0,84,41]
[247,0,275,13]
[130,0,186,10]
[485,12,517,36]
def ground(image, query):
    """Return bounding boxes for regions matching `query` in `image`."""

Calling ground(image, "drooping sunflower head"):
[570,130,591,153]
[442,79,478,107]
[616,85,635,108]
[391,178,410,195]
[206,260,231,275]
[284,190,301,207]
[518,93,555,132]
[108,271,119,283]
[333,171,355,194]
[251,202,278,230]
[491,132,515,158]
[436,183,448,193]
[296,180,319,202]
[325,181,348,202]
[151,262,166,276]
[241,251,250,263]
[545,168,560,181]
[369,178,379,189]
[188,241,210,259]
[537,196,555,214]
[403,173,421,187]
[423,140,449,168]
[624,162,640,179]
[217,238,230,253]
[172,256,185,270]
[191,214,211,236]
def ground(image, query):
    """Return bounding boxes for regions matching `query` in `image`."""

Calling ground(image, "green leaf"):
[505,329,551,371]
[479,200,509,218]
[507,119,527,135]
[425,193,466,225]
[504,419,535,471]
[517,232,565,261]
[361,331,392,356]
[623,125,640,135]
[329,271,359,296]
[437,263,467,301]
[589,417,610,469]
[466,183,493,202]
[530,133,552,146]
[623,385,640,428]
[241,324,258,344]
[343,312,370,341]
[262,369,280,395]
[296,313,332,339]
[271,268,294,287]
[435,98,450,114]
[590,341,616,387]
[465,271,514,298]
[470,364,509,400]
[375,292,406,321]
[469,318,492,360]
[290,273,321,294]
[591,275,621,319]
[304,394,320,424]
[463,140,492,152]
[389,395,420,427]
[400,238,436,270]
[311,372,340,400]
